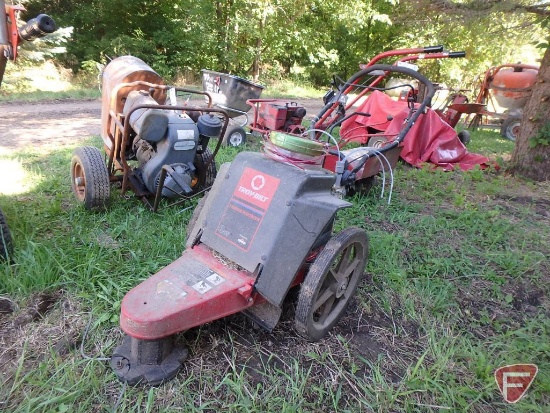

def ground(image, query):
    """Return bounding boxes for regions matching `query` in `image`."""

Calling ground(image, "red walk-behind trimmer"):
[110,148,370,385]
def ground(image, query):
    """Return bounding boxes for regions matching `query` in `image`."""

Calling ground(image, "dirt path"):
[0,99,102,151]
[0,98,325,152]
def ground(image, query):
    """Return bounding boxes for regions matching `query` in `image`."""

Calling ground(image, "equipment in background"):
[201,70,264,147]
[70,56,230,212]
[0,0,56,87]
[458,64,539,141]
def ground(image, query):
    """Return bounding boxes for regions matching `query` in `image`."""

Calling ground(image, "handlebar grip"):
[18,14,57,41]
[449,51,466,58]
[423,45,444,53]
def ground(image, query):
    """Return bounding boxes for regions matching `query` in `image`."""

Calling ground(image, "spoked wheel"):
[71,147,111,210]
[295,227,369,341]
[192,148,217,191]
[0,208,13,261]
[224,126,247,147]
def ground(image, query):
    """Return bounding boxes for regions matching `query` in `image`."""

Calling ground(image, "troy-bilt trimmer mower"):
[110,147,370,385]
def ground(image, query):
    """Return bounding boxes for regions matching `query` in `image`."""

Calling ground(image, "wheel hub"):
[229,132,243,146]
[335,277,349,298]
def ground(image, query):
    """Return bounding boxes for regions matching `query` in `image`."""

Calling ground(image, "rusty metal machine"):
[70,56,230,211]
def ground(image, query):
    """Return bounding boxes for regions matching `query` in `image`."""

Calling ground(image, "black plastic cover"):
[196,152,351,307]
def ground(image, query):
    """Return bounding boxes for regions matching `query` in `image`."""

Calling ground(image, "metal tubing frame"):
[103,84,229,210]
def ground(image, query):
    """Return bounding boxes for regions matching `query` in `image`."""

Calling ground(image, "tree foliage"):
[17,0,543,89]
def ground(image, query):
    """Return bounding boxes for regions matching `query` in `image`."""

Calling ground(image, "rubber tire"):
[0,208,13,261]
[224,126,247,147]
[193,148,217,191]
[500,116,521,141]
[295,227,369,341]
[70,146,110,210]
[458,130,471,145]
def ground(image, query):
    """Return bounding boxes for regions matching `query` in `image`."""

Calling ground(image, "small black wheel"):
[458,130,471,145]
[295,227,369,341]
[500,115,521,141]
[0,208,13,261]
[192,148,217,191]
[70,147,110,210]
[224,126,247,147]
[347,177,375,196]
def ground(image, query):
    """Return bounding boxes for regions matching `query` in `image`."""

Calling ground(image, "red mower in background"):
[0,0,56,260]
[243,46,491,197]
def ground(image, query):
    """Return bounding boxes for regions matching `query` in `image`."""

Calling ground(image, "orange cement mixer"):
[468,63,539,141]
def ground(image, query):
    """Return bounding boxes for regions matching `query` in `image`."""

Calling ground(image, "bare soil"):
[0,99,102,151]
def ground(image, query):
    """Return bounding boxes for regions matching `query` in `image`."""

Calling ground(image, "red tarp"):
[340,90,491,171]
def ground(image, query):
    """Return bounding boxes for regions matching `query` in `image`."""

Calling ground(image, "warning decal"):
[167,259,226,296]
[216,167,280,251]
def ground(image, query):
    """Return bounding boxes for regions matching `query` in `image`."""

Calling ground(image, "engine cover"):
[136,113,199,194]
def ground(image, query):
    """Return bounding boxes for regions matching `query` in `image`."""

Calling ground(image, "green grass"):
[0,88,101,103]
[0,126,548,412]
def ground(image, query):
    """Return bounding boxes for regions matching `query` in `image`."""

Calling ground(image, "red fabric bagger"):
[340,91,491,171]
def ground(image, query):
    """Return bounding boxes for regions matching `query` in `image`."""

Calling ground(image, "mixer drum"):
[491,67,538,110]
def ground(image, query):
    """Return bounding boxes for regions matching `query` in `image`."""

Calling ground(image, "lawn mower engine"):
[123,90,223,197]
[110,140,369,386]
[254,100,307,134]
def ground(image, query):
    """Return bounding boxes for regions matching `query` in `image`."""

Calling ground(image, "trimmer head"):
[110,335,188,386]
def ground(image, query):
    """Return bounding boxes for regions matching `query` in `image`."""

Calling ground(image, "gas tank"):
[491,66,538,110]
[100,56,166,148]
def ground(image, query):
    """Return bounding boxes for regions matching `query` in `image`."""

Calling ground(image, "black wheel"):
[224,126,247,147]
[295,227,369,341]
[500,115,521,141]
[458,130,471,145]
[70,146,110,210]
[355,177,375,195]
[192,148,217,191]
[0,208,13,261]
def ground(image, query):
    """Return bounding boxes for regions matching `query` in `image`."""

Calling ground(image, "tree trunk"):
[509,47,550,181]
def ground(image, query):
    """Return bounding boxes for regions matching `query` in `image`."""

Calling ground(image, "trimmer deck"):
[119,243,257,340]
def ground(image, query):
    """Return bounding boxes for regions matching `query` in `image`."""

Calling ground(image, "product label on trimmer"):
[163,258,226,296]
[216,167,280,251]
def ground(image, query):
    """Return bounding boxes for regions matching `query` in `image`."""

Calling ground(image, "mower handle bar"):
[313,63,435,131]
[423,45,444,53]
[365,45,443,66]
[448,51,466,58]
